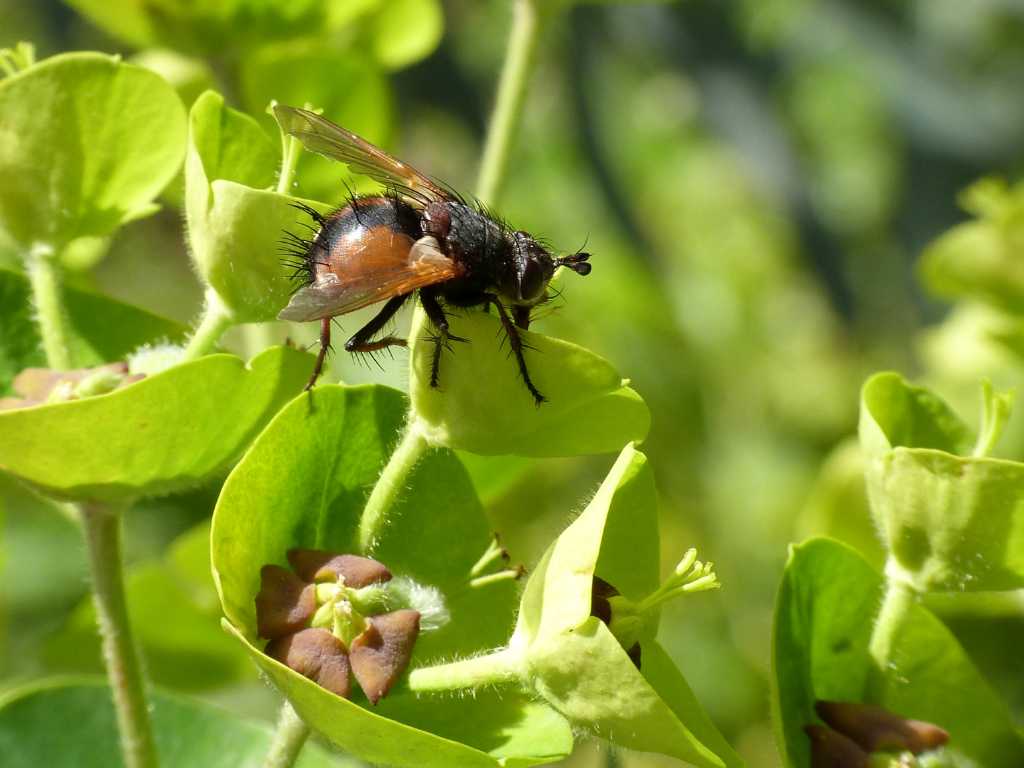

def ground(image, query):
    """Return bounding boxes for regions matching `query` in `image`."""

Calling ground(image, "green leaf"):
[919,177,1024,314]
[0,267,185,396]
[513,445,659,645]
[212,383,570,766]
[0,679,344,767]
[240,44,392,203]
[0,52,185,249]
[0,346,312,501]
[45,522,251,691]
[859,373,1024,591]
[409,309,650,456]
[185,90,328,322]
[369,0,444,70]
[529,619,739,768]
[507,445,740,768]
[772,538,1024,768]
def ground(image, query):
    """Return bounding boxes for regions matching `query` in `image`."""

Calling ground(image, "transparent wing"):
[274,105,451,207]
[278,237,463,322]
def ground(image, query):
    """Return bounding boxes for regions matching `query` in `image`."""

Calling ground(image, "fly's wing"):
[274,105,451,207]
[278,237,463,322]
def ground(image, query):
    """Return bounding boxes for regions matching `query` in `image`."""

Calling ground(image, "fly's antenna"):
[556,251,592,276]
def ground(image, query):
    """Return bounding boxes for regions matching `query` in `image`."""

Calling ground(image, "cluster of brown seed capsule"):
[805,700,949,767]
[255,549,420,705]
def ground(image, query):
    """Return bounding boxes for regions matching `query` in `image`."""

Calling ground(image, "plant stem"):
[25,242,71,370]
[263,702,310,768]
[408,647,524,692]
[276,134,302,196]
[475,0,545,205]
[867,570,916,698]
[79,501,159,768]
[182,288,234,361]
[358,422,430,552]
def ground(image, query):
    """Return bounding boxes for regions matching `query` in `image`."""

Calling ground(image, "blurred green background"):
[3,0,1024,765]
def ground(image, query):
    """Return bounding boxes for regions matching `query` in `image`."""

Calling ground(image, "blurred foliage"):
[1,0,1024,766]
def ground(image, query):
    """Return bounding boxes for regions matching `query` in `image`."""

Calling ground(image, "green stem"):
[407,647,524,693]
[276,133,302,196]
[475,0,545,205]
[867,571,917,698]
[79,501,159,768]
[182,289,234,361]
[262,702,310,768]
[25,243,71,370]
[358,422,430,552]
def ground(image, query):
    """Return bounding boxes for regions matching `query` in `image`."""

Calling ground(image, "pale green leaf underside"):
[0,346,312,501]
[410,309,650,456]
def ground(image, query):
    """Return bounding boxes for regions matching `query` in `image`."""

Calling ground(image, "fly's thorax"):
[425,201,509,273]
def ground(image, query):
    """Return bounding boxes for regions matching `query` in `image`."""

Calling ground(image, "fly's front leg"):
[512,305,531,330]
[488,296,545,405]
[344,295,410,369]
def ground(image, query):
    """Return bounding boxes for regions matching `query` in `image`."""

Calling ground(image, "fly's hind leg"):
[419,290,468,389]
[489,296,545,405]
[344,294,410,368]
[305,317,333,391]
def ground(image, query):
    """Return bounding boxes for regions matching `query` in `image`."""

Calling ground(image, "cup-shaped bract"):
[505,444,742,768]
[0,52,185,251]
[408,309,650,456]
[185,90,329,322]
[211,384,574,767]
[859,372,1024,592]
[772,538,1024,768]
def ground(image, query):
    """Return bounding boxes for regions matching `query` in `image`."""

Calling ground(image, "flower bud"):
[815,700,949,755]
[805,724,870,768]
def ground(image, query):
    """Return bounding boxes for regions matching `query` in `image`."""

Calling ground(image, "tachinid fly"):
[275,105,591,404]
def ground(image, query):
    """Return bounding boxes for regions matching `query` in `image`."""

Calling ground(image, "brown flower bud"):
[815,700,949,755]
[349,609,421,704]
[804,724,869,768]
[266,628,351,699]
[288,549,392,587]
[255,564,316,640]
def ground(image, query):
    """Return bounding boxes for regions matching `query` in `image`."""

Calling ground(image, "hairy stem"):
[867,569,916,698]
[408,647,524,692]
[26,243,71,370]
[359,422,430,552]
[475,0,545,205]
[80,501,159,768]
[263,702,310,768]
[182,288,235,361]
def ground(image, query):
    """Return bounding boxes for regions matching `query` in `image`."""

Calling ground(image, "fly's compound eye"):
[518,256,549,303]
